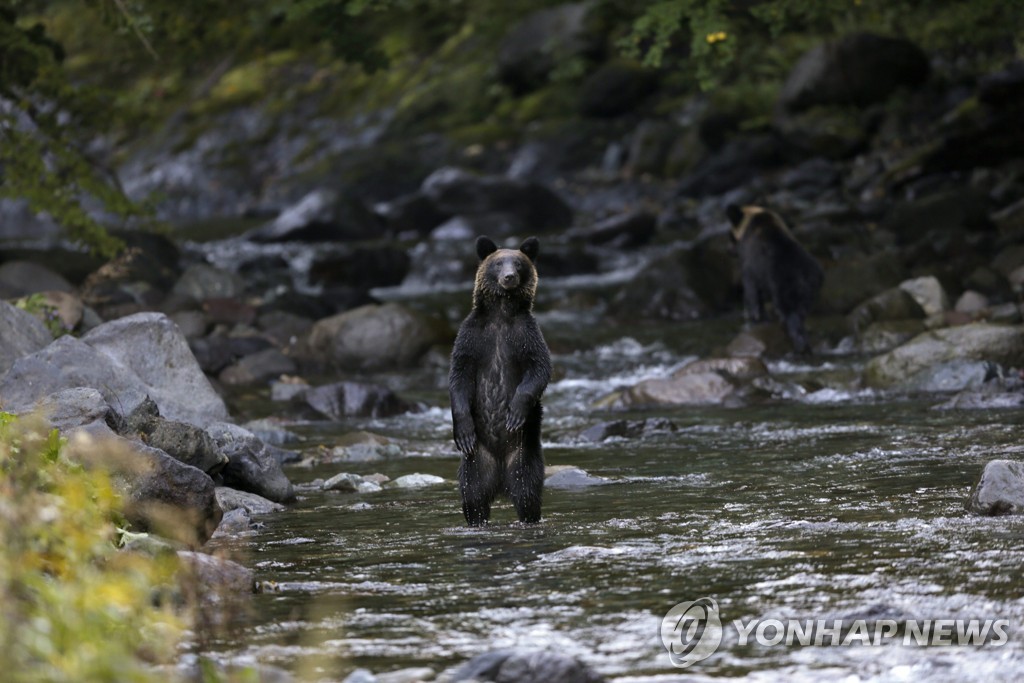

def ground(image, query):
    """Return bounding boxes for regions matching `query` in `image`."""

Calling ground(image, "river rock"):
[82,312,230,426]
[606,247,715,321]
[449,648,605,683]
[305,303,448,370]
[421,167,573,232]
[257,310,314,348]
[857,320,927,354]
[934,385,1024,410]
[323,472,363,493]
[190,334,274,374]
[177,550,255,595]
[216,487,286,515]
[725,324,793,359]
[569,210,656,249]
[496,2,601,94]
[779,32,929,112]
[206,422,295,503]
[376,668,436,683]
[864,323,1024,388]
[968,460,1024,515]
[219,348,297,386]
[578,418,677,443]
[246,188,381,243]
[954,290,989,315]
[819,250,907,314]
[0,260,74,298]
[308,246,411,289]
[907,360,998,393]
[323,472,382,493]
[67,421,222,546]
[0,336,152,420]
[124,397,228,475]
[328,431,403,462]
[374,191,450,236]
[32,387,112,431]
[608,357,767,409]
[0,299,53,375]
[899,276,949,316]
[391,473,446,489]
[171,263,246,303]
[847,287,925,334]
[303,381,414,420]
[240,418,302,446]
[545,467,612,489]
[212,508,254,536]
[170,310,209,339]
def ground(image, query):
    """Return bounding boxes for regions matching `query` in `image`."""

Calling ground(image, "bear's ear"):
[519,236,539,262]
[476,236,498,261]
[725,204,744,227]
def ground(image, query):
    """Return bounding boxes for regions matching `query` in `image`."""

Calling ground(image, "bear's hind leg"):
[506,446,544,524]
[459,452,499,526]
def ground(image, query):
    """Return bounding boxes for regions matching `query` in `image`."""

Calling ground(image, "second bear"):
[727,204,823,353]
[449,236,552,525]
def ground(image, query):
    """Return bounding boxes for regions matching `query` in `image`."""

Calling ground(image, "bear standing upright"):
[449,236,552,525]
[726,204,823,354]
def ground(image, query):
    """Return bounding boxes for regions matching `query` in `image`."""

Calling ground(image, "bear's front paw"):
[454,421,477,456]
[505,396,531,432]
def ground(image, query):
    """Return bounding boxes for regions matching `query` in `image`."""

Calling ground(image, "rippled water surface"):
[206,289,1024,681]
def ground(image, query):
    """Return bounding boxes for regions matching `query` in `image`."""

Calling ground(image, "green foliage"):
[0,412,182,683]
[13,293,69,338]
[621,0,1024,91]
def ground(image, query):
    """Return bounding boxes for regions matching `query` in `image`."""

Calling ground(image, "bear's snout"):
[499,266,520,290]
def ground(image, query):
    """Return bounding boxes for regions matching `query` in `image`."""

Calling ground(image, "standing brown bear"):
[448,236,552,526]
[726,204,823,354]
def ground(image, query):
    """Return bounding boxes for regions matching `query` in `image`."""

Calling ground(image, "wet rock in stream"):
[447,648,605,683]
[968,460,1024,515]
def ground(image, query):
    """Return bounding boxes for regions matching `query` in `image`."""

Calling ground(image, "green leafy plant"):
[0,412,182,683]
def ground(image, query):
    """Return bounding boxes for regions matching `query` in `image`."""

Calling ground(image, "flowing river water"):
[200,266,1024,682]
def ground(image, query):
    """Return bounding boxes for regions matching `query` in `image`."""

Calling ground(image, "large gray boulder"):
[864,323,1024,389]
[67,421,222,546]
[206,422,295,503]
[82,312,230,426]
[0,335,152,418]
[968,460,1024,515]
[305,303,448,371]
[779,32,929,112]
[0,300,54,376]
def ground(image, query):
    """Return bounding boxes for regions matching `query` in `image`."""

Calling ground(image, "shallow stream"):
[205,274,1024,682]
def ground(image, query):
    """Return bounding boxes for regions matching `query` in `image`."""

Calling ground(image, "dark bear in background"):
[449,236,552,525]
[726,204,823,353]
